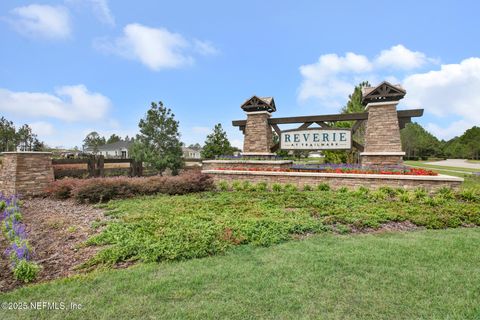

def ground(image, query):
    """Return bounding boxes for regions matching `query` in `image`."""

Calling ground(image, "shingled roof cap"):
[240,96,276,113]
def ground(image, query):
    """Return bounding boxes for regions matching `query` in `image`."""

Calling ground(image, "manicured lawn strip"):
[1,228,479,319]
[404,160,480,173]
[467,160,480,164]
[82,188,480,266]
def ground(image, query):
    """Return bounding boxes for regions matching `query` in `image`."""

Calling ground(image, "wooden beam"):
[270,142,280,152]
[351,120,364,134]
[232,109,423,127]
[271,124,281,136]
[297,122,313,130]
[316,121,331,128]
[352,140,364,152]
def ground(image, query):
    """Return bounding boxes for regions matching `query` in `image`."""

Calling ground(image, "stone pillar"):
[360,101,405,167]
[242,111,275,157]
[0,152,54,197]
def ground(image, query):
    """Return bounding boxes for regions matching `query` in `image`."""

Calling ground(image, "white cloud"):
[7,4,71,39]
[0,85,111,122]
[298,52,373,107]
[193,40,218,56]
[375,45,432,70]
[86,0,115,26]
[402,57,480,138]
[425,120,474,141]
[29,121,55,136]
[298,44,436,107]
[95,23,217,70]
[66,0,115,26]
[403,58,480,121]
[297,46,480,140]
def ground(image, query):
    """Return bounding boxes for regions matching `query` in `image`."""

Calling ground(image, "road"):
[425,159,480,170]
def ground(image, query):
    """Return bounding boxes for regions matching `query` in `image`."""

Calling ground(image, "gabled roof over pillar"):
[240,96,276,113]
[361,81,406,105]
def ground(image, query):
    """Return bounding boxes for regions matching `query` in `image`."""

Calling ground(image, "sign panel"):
[280,128,352,150]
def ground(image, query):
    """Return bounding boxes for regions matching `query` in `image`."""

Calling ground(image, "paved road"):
[425,159,480,170]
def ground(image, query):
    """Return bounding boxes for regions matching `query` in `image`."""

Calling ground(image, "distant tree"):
[16,124,36,151]
[401,123,441,159]
[107,134,121,144]
[324,81,370,164]
[0,117,17,152]
[341,81,370,114]
[443,126,480,159]
[188,143,202,150]
[130,101,183,175]
[83,131,106,154]
[201,124,234,159]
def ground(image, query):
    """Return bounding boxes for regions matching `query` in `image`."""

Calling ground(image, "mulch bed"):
[0,198,107,292]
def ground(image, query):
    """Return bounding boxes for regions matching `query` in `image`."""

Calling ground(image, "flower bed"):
[0,194,40,283]
[215,165,437,176]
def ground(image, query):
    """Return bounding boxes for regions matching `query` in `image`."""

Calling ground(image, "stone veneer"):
[202,160,293,171]
[242,111,274,156]
[361,101,405,166]
[0,152,54,197]
[202,170,463,192]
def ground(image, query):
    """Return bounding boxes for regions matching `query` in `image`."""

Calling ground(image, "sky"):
[0,0,479,149]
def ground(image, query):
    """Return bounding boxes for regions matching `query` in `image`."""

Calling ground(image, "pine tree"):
[130,101,184,175]
[201,124,234,159]
[83,132,106,154]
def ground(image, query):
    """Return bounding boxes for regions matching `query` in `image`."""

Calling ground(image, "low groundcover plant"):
[1,194,40,283]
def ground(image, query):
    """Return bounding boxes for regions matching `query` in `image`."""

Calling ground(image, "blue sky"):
[1,0,479,149]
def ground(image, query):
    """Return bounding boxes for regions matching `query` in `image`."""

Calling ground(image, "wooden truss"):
[232,109,423,152]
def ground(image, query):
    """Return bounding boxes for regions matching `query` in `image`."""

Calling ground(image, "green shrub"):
[414,188,428,200]
[284,184,298,192]
[437,187,455,200]
[303,185,313,191]
[338,187,348,193]
[13,260,40,283]
[242,181,252,191]
[399,192,412,203]
[272,183,282,192]
[218,180,229,192]
[317,183,330,191]
[0,200,6,211]
[459,189,479,202]
[379,186,396,197]
[256,182,268,192]
[370,189,388,201]
[232,181,242,192]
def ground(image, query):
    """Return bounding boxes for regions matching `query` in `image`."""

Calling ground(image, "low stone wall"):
[0,152,54,197]
[202,160,293,171]
[202,169,463,191]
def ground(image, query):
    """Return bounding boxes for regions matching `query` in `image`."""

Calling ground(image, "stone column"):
[242,111,275,157]
[0,152,54,197]
[360,101,405,167]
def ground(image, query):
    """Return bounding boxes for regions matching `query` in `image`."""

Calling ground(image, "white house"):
[182,146,202,159]
[84,141,132,159]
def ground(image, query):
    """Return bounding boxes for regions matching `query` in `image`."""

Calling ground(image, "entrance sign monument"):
[202,80,464,191]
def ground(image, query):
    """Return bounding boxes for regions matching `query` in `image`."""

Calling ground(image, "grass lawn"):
[468,160,480,164]
[1,228,479,319]
[404,160,480,174]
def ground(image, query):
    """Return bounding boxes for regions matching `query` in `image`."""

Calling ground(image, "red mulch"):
[0,198,108,292]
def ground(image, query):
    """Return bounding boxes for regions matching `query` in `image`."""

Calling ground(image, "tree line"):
[401,123,480,160]
[0,117,45,152]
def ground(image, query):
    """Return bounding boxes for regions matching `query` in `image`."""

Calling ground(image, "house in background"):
[182,146,202,159]
[84,140,133,159]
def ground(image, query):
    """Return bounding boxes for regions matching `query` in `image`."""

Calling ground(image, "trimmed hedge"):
[45,173,214,203]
